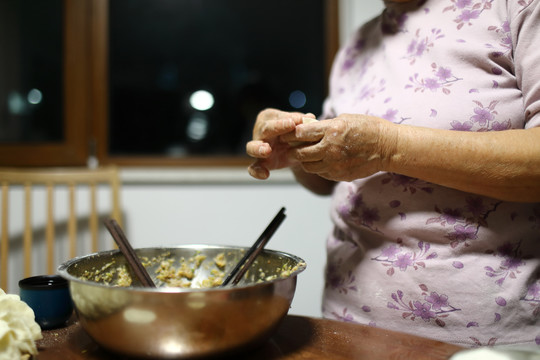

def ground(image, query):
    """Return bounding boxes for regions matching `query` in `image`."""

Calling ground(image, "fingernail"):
[248,166,256,176]
[248,164,268,180]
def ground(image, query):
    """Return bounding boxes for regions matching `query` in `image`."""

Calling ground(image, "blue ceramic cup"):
[19,275,73,330]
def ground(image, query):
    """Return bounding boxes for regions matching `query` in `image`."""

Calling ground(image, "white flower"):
[0,288,42,360]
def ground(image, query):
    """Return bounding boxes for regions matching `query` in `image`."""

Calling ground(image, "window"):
[0,0,90,166]
[0,0,63,144]
[0,0,338,167]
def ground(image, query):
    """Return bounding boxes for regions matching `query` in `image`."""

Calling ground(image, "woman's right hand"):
[246,108,313,179]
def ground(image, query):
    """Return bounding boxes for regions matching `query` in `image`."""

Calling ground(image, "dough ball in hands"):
[301,117,317,124]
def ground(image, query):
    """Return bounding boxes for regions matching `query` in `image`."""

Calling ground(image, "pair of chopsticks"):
[221,207,286,286]
[104,207,286,289]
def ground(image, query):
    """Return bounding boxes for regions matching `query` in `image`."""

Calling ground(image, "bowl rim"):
[57,244,306,293]
[19,274,69,290]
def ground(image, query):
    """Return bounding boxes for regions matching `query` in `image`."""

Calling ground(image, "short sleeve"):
[511,0,540,128]
[320,46,344,120]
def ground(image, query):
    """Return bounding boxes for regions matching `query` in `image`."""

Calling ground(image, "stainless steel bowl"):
[58,245,306,359]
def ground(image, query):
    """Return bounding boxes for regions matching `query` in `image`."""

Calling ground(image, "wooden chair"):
[0,166,122,292]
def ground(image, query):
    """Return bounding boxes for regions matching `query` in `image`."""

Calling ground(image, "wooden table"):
[36,315,463,359]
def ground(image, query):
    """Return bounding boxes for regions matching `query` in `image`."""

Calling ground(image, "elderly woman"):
[246,0,540,347]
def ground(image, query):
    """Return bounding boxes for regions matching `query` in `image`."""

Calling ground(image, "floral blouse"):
[321,0,540,347]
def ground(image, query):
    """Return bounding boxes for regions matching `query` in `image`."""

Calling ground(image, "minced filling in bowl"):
[58,245,306,359]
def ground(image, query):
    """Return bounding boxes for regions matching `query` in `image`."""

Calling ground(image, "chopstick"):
[222,207,287,286]
[104,219,156,288]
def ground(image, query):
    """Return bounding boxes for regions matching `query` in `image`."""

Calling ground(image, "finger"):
[280,121,325,143]
[259,118,297,138]
[288,142,325,162]
[289,112,314,123]
[248,161,270,180]
[246,140,271,158]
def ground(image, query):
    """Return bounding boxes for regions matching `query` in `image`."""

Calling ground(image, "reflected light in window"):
[189,90,214,111]
[289,90,306,109]
[27,89,43,105]
[186,113,209,141]
[7,91,26,115]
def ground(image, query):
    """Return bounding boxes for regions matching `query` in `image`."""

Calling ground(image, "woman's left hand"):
[281,113,397,182]
[283,113,540,202]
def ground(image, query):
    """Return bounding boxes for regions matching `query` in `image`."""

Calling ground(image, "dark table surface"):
[36,314,464,359]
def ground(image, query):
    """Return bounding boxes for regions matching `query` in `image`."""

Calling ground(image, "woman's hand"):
[281,114,398,182]
[282,111,540,202]
[246,108,315,179]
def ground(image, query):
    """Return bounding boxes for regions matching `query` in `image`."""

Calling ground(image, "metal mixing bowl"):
[57,245,306,359]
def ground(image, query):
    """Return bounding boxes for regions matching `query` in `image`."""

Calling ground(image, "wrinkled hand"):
[246,108,315,179]
[281,114,397,182]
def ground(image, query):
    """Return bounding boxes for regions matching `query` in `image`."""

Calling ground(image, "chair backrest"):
[0,166,122,292]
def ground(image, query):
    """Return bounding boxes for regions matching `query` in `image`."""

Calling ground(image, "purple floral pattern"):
[405,63,462,94]
[451,100,511,132]
[372,239,438,276]
[330,305,374,325]
[381,173,435,194]
[356,78,387,102]
[484,242,525,286]
[404,28,445,65]
[486,20,512,57]
[469,337,499,347]
[340,38,368,74]
[338,186,382,233]
[325,258,358,295]
[387,284,460,327]
[331,307,356,323]
[426,197,501,248]
[443,0,494,29]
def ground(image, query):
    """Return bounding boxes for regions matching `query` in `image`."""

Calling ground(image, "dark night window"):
[0,0,63,144]
[0,0,337,166]
[108,0,327,158]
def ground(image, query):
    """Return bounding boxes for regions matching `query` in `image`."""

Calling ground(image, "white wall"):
[339,0,384,44]
[2,0,385,317]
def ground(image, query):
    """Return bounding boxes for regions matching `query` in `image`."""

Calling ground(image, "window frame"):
[0,0,339,167]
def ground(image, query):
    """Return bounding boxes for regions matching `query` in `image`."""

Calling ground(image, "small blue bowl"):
[19,275,73,330]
